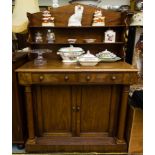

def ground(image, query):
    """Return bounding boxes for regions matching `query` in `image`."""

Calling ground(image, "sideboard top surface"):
[16,60,137,73]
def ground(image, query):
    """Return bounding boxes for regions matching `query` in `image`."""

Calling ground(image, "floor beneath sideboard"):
[12,144,25,153]
[12,145,142,154]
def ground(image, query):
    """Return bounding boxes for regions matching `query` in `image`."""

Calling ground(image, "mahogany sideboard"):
[16,60,137,153]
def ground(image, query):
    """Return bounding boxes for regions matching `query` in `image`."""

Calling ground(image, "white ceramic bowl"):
[78,50,100,66]
[83,39,96,43]
[67,39,77,44]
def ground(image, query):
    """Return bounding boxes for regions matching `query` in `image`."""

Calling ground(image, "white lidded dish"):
[78,50,100,66]
[96,49,116,59]
[96,49,121,62]
[57,45,84,63]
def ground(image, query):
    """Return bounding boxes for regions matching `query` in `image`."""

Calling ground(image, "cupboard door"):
[33,85,76,137]
[78,85,112,137]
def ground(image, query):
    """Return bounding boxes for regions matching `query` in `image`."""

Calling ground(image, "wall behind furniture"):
[38,0,130,7]
[97,0,129,5]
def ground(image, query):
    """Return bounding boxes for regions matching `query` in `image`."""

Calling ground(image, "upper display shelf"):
[28,25,126,28]
[27,3,132,27]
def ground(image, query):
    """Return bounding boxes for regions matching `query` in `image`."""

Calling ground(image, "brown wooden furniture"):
[16,60,137,153]
[16,4,137,153]
[12,52,28,147]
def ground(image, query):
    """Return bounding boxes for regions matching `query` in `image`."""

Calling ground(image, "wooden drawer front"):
[18,73,32,85]
[32,73,77,84]
[79,73,124,84]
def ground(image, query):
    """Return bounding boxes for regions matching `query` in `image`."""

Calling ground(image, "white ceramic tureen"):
[78,50,100,66]
[57,45,84,63]
[96,49,116,59]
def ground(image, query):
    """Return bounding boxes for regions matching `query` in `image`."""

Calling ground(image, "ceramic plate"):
[99,56,121,62]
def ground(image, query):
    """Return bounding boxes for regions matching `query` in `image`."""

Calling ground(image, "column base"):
[115,137,126,144]
[27,138,36,145]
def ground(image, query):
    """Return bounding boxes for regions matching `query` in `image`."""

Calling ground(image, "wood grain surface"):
[16,60,137,72]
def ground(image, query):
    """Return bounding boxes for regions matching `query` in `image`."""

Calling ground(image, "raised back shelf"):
[29,25,126,28]
[28,42,125,45]
[27,3,130,60]
[27,3,127,27]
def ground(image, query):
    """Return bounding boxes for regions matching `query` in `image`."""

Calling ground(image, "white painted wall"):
[13,0,130,7]
[98,0,130,6]
[38,0,69,6]
[38,0,130,6]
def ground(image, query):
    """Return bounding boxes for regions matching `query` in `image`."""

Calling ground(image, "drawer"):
[18,73,32,85]
[32,73,78,84]
[79,73,124,84]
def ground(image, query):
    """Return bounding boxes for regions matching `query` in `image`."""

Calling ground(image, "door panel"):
[80,85,111,134]
[34,85,74,136]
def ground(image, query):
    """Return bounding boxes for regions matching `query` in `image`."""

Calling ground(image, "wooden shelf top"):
[28,42,125,45]
[29,25,126,28]
[12,52,28,62]
[16,60,137,73]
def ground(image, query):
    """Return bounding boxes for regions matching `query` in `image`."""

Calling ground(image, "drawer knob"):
[86,75,91,81]
[111,76,116,80]
[64,75,69,81]
[39,75,44,81]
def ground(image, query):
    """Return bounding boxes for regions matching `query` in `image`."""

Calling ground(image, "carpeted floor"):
[13,153,138,155]
[12,146,136,154]
[12,144,143,155]
[13,153,143,155]
[12,145,142,155]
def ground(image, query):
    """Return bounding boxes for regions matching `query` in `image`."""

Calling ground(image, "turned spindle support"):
[116,85,130,144]
[25,85,35,144]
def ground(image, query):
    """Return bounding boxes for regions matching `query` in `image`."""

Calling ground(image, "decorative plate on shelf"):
[98,57,121,62]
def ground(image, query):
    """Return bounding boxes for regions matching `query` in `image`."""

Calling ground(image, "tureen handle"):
[70,45,74,48]
[87,50,90,54]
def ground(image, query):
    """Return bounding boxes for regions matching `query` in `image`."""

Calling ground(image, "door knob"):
[76,106,80,112]
[72,106,76,112]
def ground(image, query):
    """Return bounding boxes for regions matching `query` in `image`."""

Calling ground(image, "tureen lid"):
[96,49,116,59]
[78,50,99,62]
[59,45,83,52]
